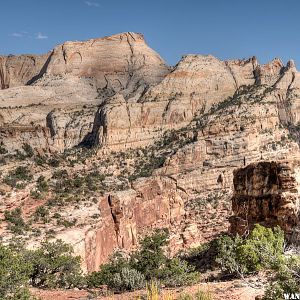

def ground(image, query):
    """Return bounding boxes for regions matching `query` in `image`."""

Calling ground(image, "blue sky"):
[1,0,300,66]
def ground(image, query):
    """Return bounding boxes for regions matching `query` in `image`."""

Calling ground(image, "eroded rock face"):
[0,32,170,153]
[45,32,169,97]
[56,176,188,272]
[230,161,300,240]
[0,54,48,89]
[90,55,258,151]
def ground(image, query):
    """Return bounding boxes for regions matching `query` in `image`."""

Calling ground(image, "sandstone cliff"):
[0,32,169,152]
[230,160,300,242]
[0,54,48,89]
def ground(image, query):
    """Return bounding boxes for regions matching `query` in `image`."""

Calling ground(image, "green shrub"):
[4,166,33,187]
[48,158,60,167]
[4,208,29,234]
[0,244,33,299]
[57,218,77,228]
[27,239,84,288]
[34,206,50,223]
[87,251,130,288]
[52,169,68,179]
[0,239,83,298]
[34,156,47,166]
[6,287,37,300]
[237,225,284,272]
[182,241,218,272]
[215,234,244,275]
[0,142,8,154]
[263,256,300,299]
[130,229,169,279]
[88,230,200,291]
[216,224,284,276]
[22,144,34,157]
[161,257,199,287]
[30,190,42,199]
[36,175,49,192]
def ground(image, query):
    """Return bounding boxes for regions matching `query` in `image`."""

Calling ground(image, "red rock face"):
[83,176,187,272]
[230,161,300,240]
[84,198,119,271]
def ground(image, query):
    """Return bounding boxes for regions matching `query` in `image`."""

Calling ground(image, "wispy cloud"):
[36,32,48,39]
[11,32,24,38]
[10,31,48,40]
[84,1,100,7]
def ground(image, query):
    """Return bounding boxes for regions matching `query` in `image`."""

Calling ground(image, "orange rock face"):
[83,176,187,272]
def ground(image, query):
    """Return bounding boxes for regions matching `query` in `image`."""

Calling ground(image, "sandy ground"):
[32,279,263,300]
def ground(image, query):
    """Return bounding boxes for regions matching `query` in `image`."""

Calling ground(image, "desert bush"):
[31,175,49,199]
[34,155,47,166]
[0,244,33,299]
[87,251,130,288]
[52,169,68,179]
[4,208,29,234]
[47,158,60,167]
[263,255,300,299]
[22,143,34,157]
[88,229,200,291]
[4,166,33,187]
[215,224,284,276]
[129,155,166,181]
[6,287,37,300]
[27,239,84,288]
[0,142,8,154]
[0,239,82,297]
[34,206,50,223]
[160,257,199,287]
[130,229,169,279]
[110,267,145,292]
[36,175,49,192]
[57,218,77,228]
[182,241,218,272]
[30,190,42,199]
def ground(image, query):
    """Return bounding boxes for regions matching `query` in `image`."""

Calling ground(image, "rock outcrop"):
[89,55,258,151]
[230,160,300,241]
[83,176,187,271]
[0,32,170,152]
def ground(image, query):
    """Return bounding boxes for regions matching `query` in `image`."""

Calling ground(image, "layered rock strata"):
[230,160,300,242]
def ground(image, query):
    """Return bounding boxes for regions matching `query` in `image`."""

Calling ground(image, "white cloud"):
[11,32,23,38]
[36,32,48,39]
[85,1,100,7]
